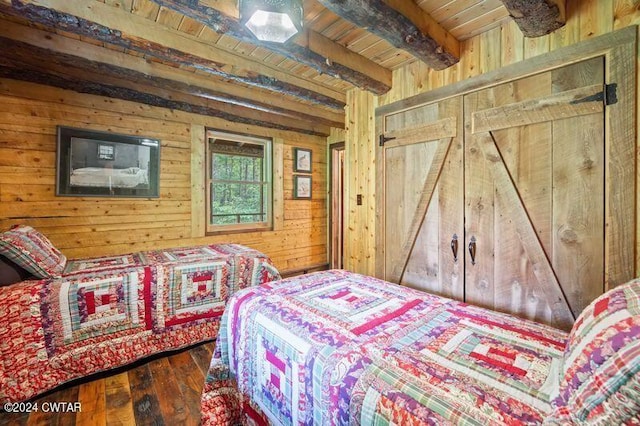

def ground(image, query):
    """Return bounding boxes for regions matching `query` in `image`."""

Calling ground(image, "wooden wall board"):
[343,89,377,276]
[345,3,639,285]
[0,78,328,274]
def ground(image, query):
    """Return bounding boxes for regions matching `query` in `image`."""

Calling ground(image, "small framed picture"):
[294,148,312,173]
[294,175,312,199]
[97,143,115,160]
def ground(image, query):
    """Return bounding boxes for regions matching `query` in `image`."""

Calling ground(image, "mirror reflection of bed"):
[69,137,150,189]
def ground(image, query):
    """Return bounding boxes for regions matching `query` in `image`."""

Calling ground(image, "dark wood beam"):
[0,66,329,136]
[499,0,566,37]
[0,0,346,110]
[0,18,345,127]
[315,0,459,70]
[150,0,392,95]
[0,38,330,136]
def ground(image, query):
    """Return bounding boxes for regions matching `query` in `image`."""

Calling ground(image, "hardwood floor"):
[1,341,215,426]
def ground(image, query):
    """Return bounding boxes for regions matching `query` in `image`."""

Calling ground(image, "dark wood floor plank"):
[23,386,65,426]
[189,341,215,377]
[22,386,78,426]
[76,378,106,426]
[105,372,135,425]
[167,351,205,426]
[2,342,214,425]
[0,411,29,425]
[148,357,189,425]
[128,363,164,426]
[51,385,80,426]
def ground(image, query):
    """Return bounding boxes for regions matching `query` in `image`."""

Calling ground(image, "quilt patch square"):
[40,268,147,357]
[295,280,386,317]
[64,253,146,275]
[236,257,281,291]
[293,279,422,335]
[417,313,563,404]
[77,282,124,325]
[156,261,230,329]
[143,246,223,263]
[251,312,312,426]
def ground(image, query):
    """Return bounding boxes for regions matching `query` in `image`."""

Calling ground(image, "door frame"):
[375,26,637,290]
[329,142,345,269]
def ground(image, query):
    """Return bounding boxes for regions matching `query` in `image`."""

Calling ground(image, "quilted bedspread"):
[0,244,280,403]
[201,270,569,425]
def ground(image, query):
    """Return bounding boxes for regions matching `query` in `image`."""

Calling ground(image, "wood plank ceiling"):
[0,0,565,136]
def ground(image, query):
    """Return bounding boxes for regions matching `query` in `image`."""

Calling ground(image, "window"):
[206,130,272,233]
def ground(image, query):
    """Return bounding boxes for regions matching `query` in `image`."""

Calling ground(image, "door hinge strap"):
[605,83,618,105]
[379,134,396,146]
[570,83,617,106]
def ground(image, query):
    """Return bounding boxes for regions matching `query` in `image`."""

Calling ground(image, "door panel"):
[383,96,463,298]
[493,122,553,257]
[463,107,496,310]
[552,113,604,317]
[384,141,436,281]
[464,57,605,330]
[403,132,464,299]
[492,122,554,323]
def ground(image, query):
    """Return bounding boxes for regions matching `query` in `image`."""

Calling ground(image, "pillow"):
[0,225,66,278]
[545,278,640,424]
[0,254,33,286]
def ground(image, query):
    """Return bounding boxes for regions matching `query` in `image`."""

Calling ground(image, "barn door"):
[464,57,606,330]
[381,96,464,299]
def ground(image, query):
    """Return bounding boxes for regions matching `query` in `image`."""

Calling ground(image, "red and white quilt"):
[0,244,280,403]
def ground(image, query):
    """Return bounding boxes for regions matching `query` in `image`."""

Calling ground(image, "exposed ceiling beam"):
[150,0,392,95]
[315,0,459,70]
[0,37,331,136]
[0,0,346,110]
[499,0,566,37]
[0,18,345,127]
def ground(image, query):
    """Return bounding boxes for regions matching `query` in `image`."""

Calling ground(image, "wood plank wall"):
[343,0,640,276]
[0,78,328,274]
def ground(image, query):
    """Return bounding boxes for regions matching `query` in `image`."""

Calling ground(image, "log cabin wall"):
[343,0,640,277]
[0,79,328,274]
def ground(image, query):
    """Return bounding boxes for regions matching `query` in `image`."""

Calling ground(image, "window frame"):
[205,129,273,234]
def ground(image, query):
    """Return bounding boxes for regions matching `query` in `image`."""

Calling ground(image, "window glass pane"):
[211,182,266,225]
[212,153,263,182]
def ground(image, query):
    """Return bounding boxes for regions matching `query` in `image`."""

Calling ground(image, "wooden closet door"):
[381,96,464,299]
[464,57,606,330]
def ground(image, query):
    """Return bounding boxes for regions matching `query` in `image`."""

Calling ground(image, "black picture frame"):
[293,147,312,173]
[56,126,160,198]
[293,175,312,199]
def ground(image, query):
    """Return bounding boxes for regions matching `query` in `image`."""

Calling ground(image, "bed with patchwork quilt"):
[0,225,280,403]
[201,270,640,425]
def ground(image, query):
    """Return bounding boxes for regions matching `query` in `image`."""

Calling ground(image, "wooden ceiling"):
[0,0,565,136]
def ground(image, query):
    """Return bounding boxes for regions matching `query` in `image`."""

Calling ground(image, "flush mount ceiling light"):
[239,0,303,43]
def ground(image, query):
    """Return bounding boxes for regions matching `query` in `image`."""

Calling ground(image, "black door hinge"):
[571,83,617,106]
[379,134,396,146]
[605,83,618,105]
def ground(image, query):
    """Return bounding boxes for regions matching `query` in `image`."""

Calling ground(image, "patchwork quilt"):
[0,244,280,403]
[201,270,570,425]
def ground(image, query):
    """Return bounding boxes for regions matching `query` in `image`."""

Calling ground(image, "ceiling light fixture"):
[239,0,303,43]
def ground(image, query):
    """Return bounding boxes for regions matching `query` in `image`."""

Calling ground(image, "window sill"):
[206,223,272,235]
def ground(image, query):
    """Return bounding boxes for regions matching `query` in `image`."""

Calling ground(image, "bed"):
[0,225,280,403]
[201,270,640,425]
[70,166,149,188]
